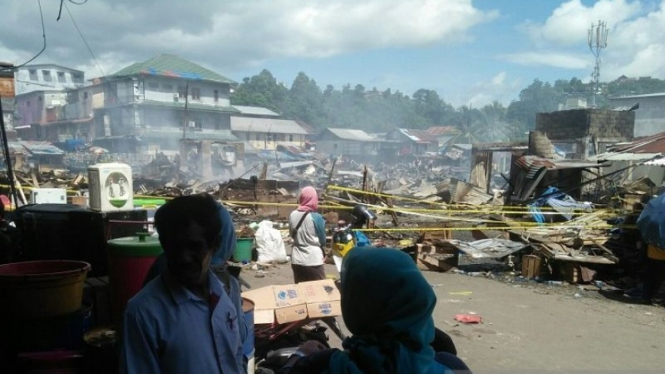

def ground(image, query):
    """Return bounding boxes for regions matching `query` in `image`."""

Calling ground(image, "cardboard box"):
[298,279,342,318]
[242,279,341,324]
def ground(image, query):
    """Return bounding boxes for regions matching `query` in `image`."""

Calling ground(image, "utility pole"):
[588,20,609,108]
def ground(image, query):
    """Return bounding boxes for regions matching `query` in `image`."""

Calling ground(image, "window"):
[28,69,38,81]
[333,144,338,150]
[246,133,250,141]
[163,84,173,90]
[42,70,52,82]
[255,133,260,141]
[191,88,201,100]
[279,134,286,141]
[148,82,158,90]
[289,135,294,142]
[83,92,89,100]
[72,73,84,84]
[26,101,31,107]
[57,71,66,83]
[178,86,187,98]
[214,90,219,102]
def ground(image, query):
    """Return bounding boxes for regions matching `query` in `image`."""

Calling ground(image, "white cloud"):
[501,51,590,69]
[527,0,642,46]
[0,0,498,79]
[450,72,522,108]
[513,0,665,80]
[491,71,506,85]
[603,1,665,79]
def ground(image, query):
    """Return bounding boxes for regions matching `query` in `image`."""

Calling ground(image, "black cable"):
[57,0,64,21]
[63,1,127,108]
[69,0,89,4]
[0,0,47,71]
[64,2,106,77]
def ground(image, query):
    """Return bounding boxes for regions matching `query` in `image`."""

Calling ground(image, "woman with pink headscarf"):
[289,186,327,283]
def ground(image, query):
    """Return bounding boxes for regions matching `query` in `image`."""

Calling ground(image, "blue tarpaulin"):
[529,186,592,223]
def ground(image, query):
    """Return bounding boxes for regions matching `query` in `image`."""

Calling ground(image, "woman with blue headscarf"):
[279,247,471,373]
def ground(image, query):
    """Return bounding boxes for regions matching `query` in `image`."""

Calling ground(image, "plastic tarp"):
[254,220,288,264]
[456,239,529,259]
[529,186,592,223]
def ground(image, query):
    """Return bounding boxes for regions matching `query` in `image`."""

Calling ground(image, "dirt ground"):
[244,262,665,373]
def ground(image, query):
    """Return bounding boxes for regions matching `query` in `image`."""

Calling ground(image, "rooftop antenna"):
[588,20,609,108]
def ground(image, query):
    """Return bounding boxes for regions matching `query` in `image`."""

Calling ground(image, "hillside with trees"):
[231,69,665,143]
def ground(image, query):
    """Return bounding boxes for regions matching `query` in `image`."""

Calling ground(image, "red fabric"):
[454,314,482,324]
[297,186,318,212]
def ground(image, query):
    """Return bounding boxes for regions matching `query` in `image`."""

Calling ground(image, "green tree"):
[285,72,326,128]
[230,69,289,114]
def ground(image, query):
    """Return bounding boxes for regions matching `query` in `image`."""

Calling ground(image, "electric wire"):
[0,0,46,71]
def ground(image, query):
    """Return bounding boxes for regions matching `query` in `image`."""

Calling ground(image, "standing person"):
[642,244,665,304]
[141,196,250,369]
[120,194,244,374]
[289,186,327,283]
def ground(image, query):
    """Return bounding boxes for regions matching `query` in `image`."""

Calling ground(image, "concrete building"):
[535,109,635,158]
[94,54,240,152]
[15,90,68,129]
[14,64,84,95]
[609,92,665,137]
[315,128,380,157]
[15,84,106,143]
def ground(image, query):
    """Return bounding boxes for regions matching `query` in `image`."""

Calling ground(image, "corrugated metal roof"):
[326,128,377,141]
[452,143,472,151]
[398,128,438,143]
[589,152,660,162]
[516,155,604,171]
[231,117,308,135]
[644,157,665,166]
[593,131,665,161]
[426,126,459,136]
[19,141,65,156]
[111,54,235,84]
[232,106,280,117]
[610,92,665,100]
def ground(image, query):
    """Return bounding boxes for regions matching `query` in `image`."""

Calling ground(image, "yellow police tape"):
[324,184,617,213]
[216,200,620,219]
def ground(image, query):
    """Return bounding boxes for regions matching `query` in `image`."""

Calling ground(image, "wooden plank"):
[418,253,456,271]
[30,171,40,189]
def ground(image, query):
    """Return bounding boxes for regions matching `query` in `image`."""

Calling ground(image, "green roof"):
[139,100,240,113]
[111,54,236,84]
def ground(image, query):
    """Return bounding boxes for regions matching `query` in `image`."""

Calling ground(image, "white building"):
[94,54,240,151]
[610,92,665,137]
[14,64,84,95]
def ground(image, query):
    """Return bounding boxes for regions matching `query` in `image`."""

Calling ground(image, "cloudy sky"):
[2,0,665,107]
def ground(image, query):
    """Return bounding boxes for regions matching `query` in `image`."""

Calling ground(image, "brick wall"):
[535,109,635,141]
